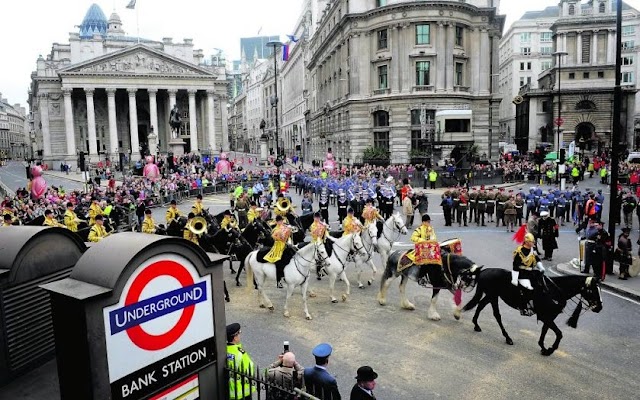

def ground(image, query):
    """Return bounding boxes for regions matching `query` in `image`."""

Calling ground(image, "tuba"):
[188,216,208,236]
[275,198,292,216]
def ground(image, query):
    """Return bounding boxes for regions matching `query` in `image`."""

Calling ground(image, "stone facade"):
[28,7,229,168]
[305,0,504,165]
[0,94,29,160]
[516,0,640,153]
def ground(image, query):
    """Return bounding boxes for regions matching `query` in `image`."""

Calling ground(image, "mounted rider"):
[264,215,295,288]
[166,199,182,224]
[342,208,363,237]
[512,232,546,315]
[183,213,200,245]
[362,198,383,227]
[88,197,103,226]
[221,209,239,231]
[405,214,437,265]
[192,194,204,216]
[247,201,261,224]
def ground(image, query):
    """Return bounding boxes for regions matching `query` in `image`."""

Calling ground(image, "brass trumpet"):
[188,216,208,236]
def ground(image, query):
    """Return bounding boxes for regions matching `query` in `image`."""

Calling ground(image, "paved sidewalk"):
[556,262,640,301]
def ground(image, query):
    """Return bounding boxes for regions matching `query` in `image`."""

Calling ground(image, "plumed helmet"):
[524,233,535,243]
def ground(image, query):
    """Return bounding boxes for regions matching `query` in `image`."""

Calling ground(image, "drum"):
[440,238,463,255]
[415,240,442,265]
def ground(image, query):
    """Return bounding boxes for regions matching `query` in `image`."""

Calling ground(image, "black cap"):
[347,208,354,214]
[226,323,241,342]
[95,215,104,221]
[197,194,203,200]
[224,210,232,216]
[144,209,152,215]
[188,212,195,219]
[67,202,74,208]
[275,215,284,221]
[622,227,631,233]
[314,211,321,218]
[170,200,177,205]
[3,214,11,221]
[355,366,378,382]
[422,214,431,222]
[365,198,373,204]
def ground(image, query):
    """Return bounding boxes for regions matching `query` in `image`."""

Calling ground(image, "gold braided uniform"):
[88,224,108,242]
[64,209,79,232]
[342,215,361,237]
[264,224,292,263]
[166,207,182,224]
[221,215,238,230]
[406,224,437,264]
[142,216,156,234]
[274,198,289,217]
[247,207,260,224]
[362,205,382,226]
[191,201,204,216]
[183,221,200,245]
[88,203,103,226]
[310,221,328,242]
[44,216,66,228]
[513,246,538,271]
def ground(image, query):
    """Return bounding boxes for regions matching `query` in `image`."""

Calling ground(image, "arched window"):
[373,110,389,127]
[568,4,575,15]
[599,2,606,13]
[576,100,597,111]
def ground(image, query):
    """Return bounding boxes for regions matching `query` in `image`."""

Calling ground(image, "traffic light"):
[79,151,86,172]
[559,148,566,164]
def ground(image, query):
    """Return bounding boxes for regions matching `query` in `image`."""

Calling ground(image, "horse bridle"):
[358,226,376,261]
[291,242,329,284]
[332,235,366,272]
[381,217,405,244]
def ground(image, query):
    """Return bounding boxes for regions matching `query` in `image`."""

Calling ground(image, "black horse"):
[287,213,314,244]
[377,250,480,321]
[462,269,603,356]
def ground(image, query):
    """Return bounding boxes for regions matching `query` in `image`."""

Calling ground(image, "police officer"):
[226,323,256,400]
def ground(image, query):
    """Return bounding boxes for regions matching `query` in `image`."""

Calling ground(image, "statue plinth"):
[169,138,186,157]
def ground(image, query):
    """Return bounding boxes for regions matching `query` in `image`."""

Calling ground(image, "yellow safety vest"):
[227,344,256,400]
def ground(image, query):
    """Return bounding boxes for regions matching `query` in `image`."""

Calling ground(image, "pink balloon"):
[31,166,47,199]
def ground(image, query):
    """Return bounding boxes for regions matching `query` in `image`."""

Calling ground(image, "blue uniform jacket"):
[304,366,341,400]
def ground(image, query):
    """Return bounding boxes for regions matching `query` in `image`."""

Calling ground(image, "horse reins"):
[381,217,404,245]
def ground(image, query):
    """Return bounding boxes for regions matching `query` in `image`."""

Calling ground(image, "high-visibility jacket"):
[429,171,438,182]
[227,344,256,400]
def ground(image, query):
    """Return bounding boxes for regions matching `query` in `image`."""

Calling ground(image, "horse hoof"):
[402,303,416,311]
[540,348,554,356]
[331,299,338,303]
[259,304,266,308]
[428,313,441,320]
[268,306,275,311]
[474,326,482,332]
[236,282,242,287]
[225,297,230,303]
[506,338,514,346]
[305,315,313,320]
[367,280,372,286]
[453,309,461,320]
[309,292,317,298]
[230,269,237,274]
[283,311,290,318]
[341,294,348,302]
[358,284,364,289]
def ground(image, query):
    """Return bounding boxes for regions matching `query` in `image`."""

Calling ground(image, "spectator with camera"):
[265,342,305,400]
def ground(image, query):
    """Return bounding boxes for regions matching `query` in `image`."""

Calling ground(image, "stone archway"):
[575,122,596,150]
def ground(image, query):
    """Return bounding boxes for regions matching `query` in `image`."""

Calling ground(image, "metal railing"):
[226,365,325,400]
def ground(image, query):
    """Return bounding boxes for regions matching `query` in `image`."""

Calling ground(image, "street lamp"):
[553,50,568,185]
[266,40,283,163]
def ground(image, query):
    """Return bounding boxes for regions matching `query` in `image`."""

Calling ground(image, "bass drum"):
[630,256,640,277]
[440,238,463,255]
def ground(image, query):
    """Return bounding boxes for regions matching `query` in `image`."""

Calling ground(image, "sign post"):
[41,233,229,400]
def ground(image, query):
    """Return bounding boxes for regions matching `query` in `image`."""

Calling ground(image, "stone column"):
[188,90,198,153]
[106,88,118,156]
[62,88,76,156]
[436,22,446,92]
[607,29,615,63]
[39,93,52,157]
[148,89,159,142]
[206,90,216,152]
[390,25,401,93]
[446,23,455,91]
[576,31,583,64]
[592,31,599,64]
[85,88,98,160]
[471,28,480,94]
[127,88,140,159]
[479,28,490,95]
[220,95,229,151]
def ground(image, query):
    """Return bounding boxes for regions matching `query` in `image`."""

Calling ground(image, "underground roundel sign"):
[103,254,214,400]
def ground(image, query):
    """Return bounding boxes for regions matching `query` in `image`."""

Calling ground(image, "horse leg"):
[339,271,350,302]
[540,321,563,356]
[283,283,295,318]
[427,289,441,320]
[328,272,338,303]
[399,275,416,310]
[490,298,513,345]
[235,261,244,287]
[472,295,492,332]
[356,261,365,289]
[377,273,396,305]
[229,259,236,274]
[257,271,274,311]
[452,289,463,320]
[301,281,312,320]
[538,324,551,355]
[224,281,230,303]
[367,259,377,286]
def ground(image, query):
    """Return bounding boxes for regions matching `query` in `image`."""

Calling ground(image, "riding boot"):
[511,270,519,286]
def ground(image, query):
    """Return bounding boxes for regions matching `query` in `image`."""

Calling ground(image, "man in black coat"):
[537,210,559,261]
[349,366,378,400]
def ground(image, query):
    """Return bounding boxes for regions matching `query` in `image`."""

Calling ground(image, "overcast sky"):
[2,0,640,107]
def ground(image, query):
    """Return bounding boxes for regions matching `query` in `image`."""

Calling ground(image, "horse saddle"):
[256,248,271,263]
[397,252,414,272]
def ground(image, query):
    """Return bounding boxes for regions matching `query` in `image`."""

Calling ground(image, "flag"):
[126,0,136,9]
[286,34,299,43]
[282,44,289,61]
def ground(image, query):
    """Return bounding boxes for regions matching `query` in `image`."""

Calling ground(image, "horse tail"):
[566,301,583,328]
[245,253,254,293]
[462,287,483,312]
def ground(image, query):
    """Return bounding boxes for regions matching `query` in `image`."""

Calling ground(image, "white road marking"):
[548,269,640,305]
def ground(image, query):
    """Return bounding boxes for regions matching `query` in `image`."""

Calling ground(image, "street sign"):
[103,253,214,400]
[555,117,564,127]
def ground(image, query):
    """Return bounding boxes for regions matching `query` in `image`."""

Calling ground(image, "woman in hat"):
[350,366,378,400]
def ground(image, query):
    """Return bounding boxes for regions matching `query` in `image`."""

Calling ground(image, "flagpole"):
[136,0,140,44]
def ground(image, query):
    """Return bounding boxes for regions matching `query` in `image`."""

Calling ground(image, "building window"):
[455,62,464,86]
[416,24,430,45]
[411,130,422,151]
[576,100,596,111]
[519,32,531,43]
[569,4,575,15]
[377,29,388,50]
[599,2,606,13]
[542,100,550,112]
[520,62,525,71]
[455,26,464,46]
[623,26,635,37]
[623,56,635,65]
[521,47,531,55]
[598,71,605,78]
[540,32,553,43]
[622,40,635,50]
[373,131,389,151]
[519,77,526,87]
[540,46,552,55]
[569,72,575,79]
[416,61,430,85]
[445,119,471,133]
[541,61,552,71]
[623,72,634,83]
[378,65,388,89]
[373,110,389,127]
[376,0,387,7]
[583,72,590,79]
[582,34,591,63]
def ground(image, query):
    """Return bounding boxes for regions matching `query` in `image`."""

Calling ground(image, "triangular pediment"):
[59,44,215,77]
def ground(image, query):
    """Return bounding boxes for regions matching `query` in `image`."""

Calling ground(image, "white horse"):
[323,233,368,303]
[352,222,380,288]
[377,213,408,268]
[245,241,329,320]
